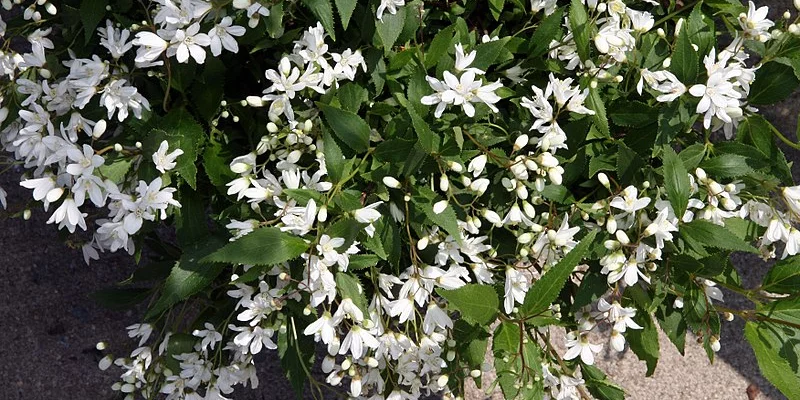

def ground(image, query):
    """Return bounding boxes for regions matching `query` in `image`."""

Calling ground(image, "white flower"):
[377,0,405,21]
[644,208,678,248]
[98,20,133,59]
[66,144,104,177]
[563,331,602,365]
[209,17,246,56]
[355,201,383,237]
[126,323,153,346]
[503,266,530,313]
[169,23,211,64]
[609,185,650,227]
[340,325,379,359]
[303,312,337,344]
[739,1,774,41]
[152,140,184,174]
[454,43,484,75]
[783,185,800,216]
[279,199,317,235]
[132,31,168,64]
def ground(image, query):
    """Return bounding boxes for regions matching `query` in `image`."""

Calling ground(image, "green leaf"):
[568,0,591,62]
[488,0,504,20]
[698,154,753,178]
[80,0,108,44]
[609,100,658,128]
[202,140,236,187]
[278,314,316,398]
[582,365,626,400]
[492,321,521,354]
[202,227,309,266]
[97,157,132,182]
[348,254,380,270]
[317,102,370,152]
[626,312,660,376]
[670,22,698,83]
[192,57,225,122]
[175,187,207,246]
[656,299,687,355]
[678,143,706,170]
[586,87,609,136]
[413,188,461,242]
[762,256,800,294]
[437,284,499,325]
[519,230,598,316]
[425,25,455,69]
[616,142,643,184]
[266,1,285,38]
[405,103,439,153]
[737,115,793,185]
[145,236,227,319]
[471,38,510,71]
[662,146,690,222]
[375,10,406,55]
[745,319,800,399]
[528,9,564,58]
[334,0,357,30]
[655,100,693,147]
[337,83,368,113]
[680,219,759,255]
[302,0,336,40]
[322,126,345,183]
[749,61,800,105]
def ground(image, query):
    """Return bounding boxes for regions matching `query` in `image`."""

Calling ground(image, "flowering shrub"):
[5,0,800,398]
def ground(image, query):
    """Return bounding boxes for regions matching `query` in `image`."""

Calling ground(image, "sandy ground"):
[1,2,799,399]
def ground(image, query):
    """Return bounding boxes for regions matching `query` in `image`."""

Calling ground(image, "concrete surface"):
[1,2,799,399]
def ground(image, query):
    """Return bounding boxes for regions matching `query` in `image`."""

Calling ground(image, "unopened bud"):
[383,176,401,189]
[318,205,328,222]
[470,369,482,378]
[437,374,450,388]
[92,119,107,138]
[417,236,429,250]
[439,174,449,192]
[518,232,533,244]
[448,161,463,173]
[615,230,630,245]
[606,217,618,234]
[433,200,448,214]
[513,134,529,151]
[23,209,31,220]
[597,172,610,189]
[246,96,265,107]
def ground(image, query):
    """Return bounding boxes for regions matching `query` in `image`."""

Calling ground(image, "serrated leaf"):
[519,230,598,316]
[671,22,698,83]
[626,312,660,376]
[279,315,316,398]
[375,10,405,55]
[202,140,236,187]
[335,0,357,30]
[322,126,345,183]
[749,61,800,105]
[582,365,626,400]
[680,219,759,254]
[302,0,336,40]
[145,236,227,319]
[144,108,205,189]
[762,256,800,294]
[662,146,690,221]
[492,321,521,354]
[698,154,753,178]
[437,284,499,325]
[488,0,505,20]
[568,0,591,62]
[737,115,793,185]
[471,38,509,71]
[201,227,309,266]
[656,299,687,355]
[337,83,368,113]
[678,143,706,170]
[406,103,439,153]
[80,0,108,44]
[336,272,370,316]
[609,100,658,128]
[192,57,225,122]
[348,254,380,270]
[413,188,461,243]
[425,25,455,69]
[745,318,800,399]
[529,9,563,58]
[586,87,609,136]
[97,158,132,183]
[318,102,370,152]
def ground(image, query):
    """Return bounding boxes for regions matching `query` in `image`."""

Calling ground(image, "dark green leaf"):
[375,10,406,54]
[318,102,370,152]
[302,0,336,40]
[437,284,499,325]
[90,287,151,310]
[519,230,598,316]
[678,143,706,170]
[671,22,698,83]
[582,365,626,400]
[146,236,227,319]
[322,126,345,183]
[471,38,510,71]
[568,0,591,62]
[680,219,759,255]
[763,256,800,294]
[334,0,357,30]
[492,321,521,354]
[662,146,690,220]
[80,0,108,44]
[528,9,564,58]
[192,57,225,122]
[749,61,800,105]
[202,227,309,266]
[657,299,687,355]
[425,25,455,69]
[587,87,609,136]
[626,312,660,376]
[744,319,800,399]
[698,154,753,178]
[609,100,658,128]
[279,313,316,398]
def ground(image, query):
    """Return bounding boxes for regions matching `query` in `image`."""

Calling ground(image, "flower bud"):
[417,236,429,250]
[518,232,533,244]
[98,355,114,371]
[695,167,707,181]
[304,120,313,132]
[438,374,450,388]
[23,209,31,220]
[246,96,265,107]
[657,28,666,38]
[448,160,463,173]
[433,200,448,214]
[606,217,617,234]
[113,143,123,152]
[710,337,720,352]
[662,57,672,68]
[513,134,529,151]
[382,176,401,189]
[135,141,142,149]
[91,119,107,138]
[483,209,502,225]
[597,172,610,189]
[470,369,482,378]
[318,205,328,222]
[341,358,352,371]
[615,230,630,245]
[439,174,449,192]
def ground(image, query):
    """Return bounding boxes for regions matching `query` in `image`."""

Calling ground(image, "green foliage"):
[202,228,308,271]
[437,284,499,325]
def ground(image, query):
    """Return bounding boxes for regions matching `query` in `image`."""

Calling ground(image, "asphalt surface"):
[1,2,799,399]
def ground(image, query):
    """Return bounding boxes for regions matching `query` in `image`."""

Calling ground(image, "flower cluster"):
[3,0,800,399]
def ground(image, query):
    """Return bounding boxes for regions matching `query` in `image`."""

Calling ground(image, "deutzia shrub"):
[4,0,800,399]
